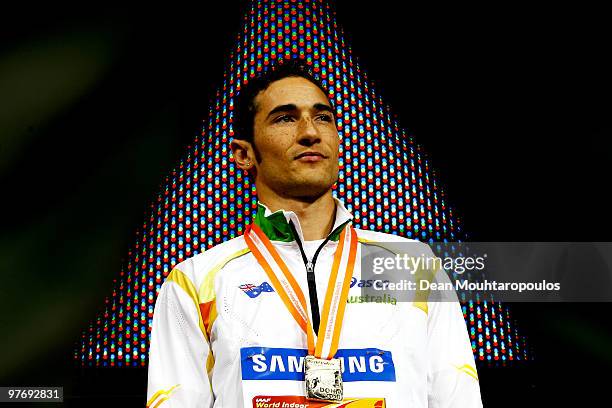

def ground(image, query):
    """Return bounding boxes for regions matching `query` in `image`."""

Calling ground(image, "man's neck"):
[258,191,337,241]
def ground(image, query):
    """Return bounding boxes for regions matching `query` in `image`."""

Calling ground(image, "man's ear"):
[230,138,255,172]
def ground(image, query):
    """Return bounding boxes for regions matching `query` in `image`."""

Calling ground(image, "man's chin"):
[285,179,335,199]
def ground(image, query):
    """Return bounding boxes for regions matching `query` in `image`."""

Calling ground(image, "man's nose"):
[297,116,320,145]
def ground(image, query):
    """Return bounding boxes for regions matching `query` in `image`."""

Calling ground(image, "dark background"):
[1,1,610,406]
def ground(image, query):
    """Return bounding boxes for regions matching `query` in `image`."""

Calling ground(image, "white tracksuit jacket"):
[146,197,483,407]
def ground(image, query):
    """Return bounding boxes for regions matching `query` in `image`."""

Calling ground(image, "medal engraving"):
[304,356,343,402]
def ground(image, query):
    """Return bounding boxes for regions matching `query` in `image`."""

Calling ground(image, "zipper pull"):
[306,261,314,275]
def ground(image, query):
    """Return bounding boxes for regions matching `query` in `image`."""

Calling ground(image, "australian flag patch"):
[239,282,275,298]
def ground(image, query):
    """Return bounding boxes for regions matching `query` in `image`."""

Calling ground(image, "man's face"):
[250,76,340,198]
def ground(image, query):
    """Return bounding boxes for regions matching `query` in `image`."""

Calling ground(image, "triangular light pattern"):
[76,0,528,367]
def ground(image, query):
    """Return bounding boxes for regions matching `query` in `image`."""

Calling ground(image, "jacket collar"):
[253,196,354,243]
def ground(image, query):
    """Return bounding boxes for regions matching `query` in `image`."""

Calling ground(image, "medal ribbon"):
[244,222,358,359]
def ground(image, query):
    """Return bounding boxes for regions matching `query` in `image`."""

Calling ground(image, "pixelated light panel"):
[76,0,528,367]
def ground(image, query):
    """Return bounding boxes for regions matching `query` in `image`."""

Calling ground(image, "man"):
[146,60,483,407]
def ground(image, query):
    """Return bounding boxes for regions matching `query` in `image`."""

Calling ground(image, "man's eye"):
[274,114,294,123]
[316,114,333,122]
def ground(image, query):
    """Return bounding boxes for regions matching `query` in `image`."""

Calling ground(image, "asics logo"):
[350,277,391,288]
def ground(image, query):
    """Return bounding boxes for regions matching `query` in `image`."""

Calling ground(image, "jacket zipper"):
[289,220,350,335]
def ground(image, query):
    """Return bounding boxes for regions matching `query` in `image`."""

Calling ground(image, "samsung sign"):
[240,347,396,382]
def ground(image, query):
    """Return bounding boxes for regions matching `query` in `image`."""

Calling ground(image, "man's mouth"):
[295,151,326,161]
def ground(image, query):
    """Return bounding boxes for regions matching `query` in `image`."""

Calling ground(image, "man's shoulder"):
[355,228,420,244]
[169,234,250,287]
[354,228,435,255]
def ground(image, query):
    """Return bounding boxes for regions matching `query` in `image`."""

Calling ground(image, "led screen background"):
[75,0,528,368]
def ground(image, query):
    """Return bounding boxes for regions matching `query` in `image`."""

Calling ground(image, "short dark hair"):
[232,58,332,144]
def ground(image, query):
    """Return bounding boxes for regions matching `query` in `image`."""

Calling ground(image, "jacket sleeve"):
[146,272,214,408]
[426,273,483,407]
